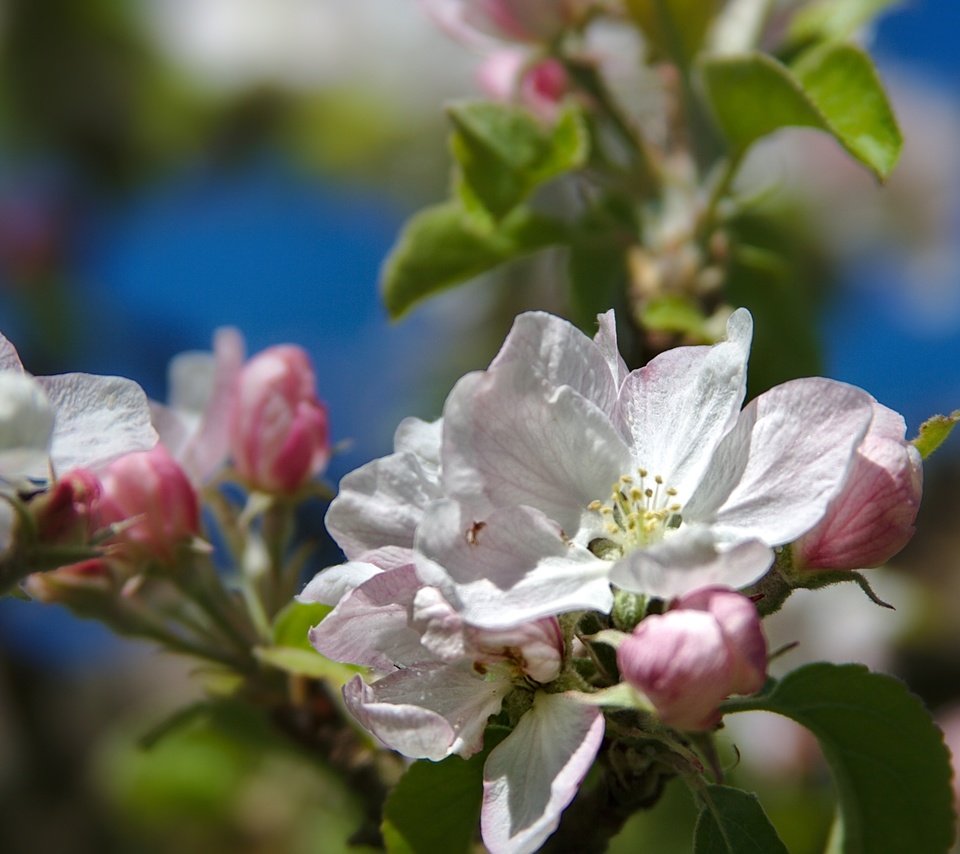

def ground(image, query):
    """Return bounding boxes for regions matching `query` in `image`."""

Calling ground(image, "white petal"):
[415,500,614,628]
[308,565,426,671]
[593,309,628,390]
[298,560,384,606]
[609,525,773,599]
[343,662,510,760]
[0,372,54,482]
[168,351,217,414]
[686,377,875,545]
[0,335,24,372]
[481,692,605,854]
[489,311,621,412]
[38,373,157,473]
[412,586,468,662]
[441,364,631,534]
[393,416,442,475]
[616,308,752,501]
[325,449,442,558]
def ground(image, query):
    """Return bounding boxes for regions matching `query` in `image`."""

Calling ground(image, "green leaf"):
[272,599,331,650]
[788,0,900,46]
[625,0,722,66]
[911,410,960,459]
[694,785,788,854]
[381,202,567,318]
[449,101,588,220]
[699,46,901,179]
[639,294,710,338]
[253,645,360,684]
[722,663,956,854]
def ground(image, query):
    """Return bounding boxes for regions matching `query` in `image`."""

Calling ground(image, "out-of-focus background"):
[0,1,958,852]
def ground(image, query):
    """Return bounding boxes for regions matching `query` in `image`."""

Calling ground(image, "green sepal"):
[911,410,960,459]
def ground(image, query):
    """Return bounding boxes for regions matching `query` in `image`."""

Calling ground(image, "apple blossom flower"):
[96,445,200,561]
[476,50,570,120]
[0,331,157,554]
[151,327,245,484]
[791,401,922,571]
[410,309,877,628]
[616,586,767,730]
[229,344,330,494]
[303,554,601,854]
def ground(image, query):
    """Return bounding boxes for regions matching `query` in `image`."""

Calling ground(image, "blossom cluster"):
[304,308,921,853]
[2,329,330,604]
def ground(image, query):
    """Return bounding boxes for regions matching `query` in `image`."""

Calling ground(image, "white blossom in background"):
[0,331,157,552]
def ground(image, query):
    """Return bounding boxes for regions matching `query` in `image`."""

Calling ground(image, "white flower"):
[0,331,157,552]
[325,310,878,629]
[302,551,602,854]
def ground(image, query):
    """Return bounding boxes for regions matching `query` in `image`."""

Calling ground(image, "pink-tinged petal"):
[616,309,752,502]
[393,416,442,475]
[308,565,427,672]
[38,373,157,473]
[418,0,501,49]
[593,309,628,390]
[793,401,922,570]
[441,364,631,533]
[489,311,621,413]
[686,378,875,546]
[298,560,385,606]
[343,662,511,761]
[412,585,469,662]
[471,618,564,683]
[0,334,24,372]
[415,499,614,628]
[617,610,733,731]
[182,327,245,482]
[356,545,418,572]
[609,525,773,599]
[676,587,767,695]
[481,692,605,854]
[325,450,442,558]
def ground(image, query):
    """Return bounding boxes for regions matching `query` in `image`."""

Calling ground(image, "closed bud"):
[617,587,766,731]
[33,468,102,546]
[793,402,922,571]
[23,558,113,603]
[476,52,569,120]
[97,446,200,561]
[230,346,330,494]
[465,0,587,43]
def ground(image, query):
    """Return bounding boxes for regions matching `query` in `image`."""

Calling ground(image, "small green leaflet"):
[911,410,960,460]
[380,202,567,318]
[694,785,788,853]
[448,101,588,220]
[788,0,901,46]
[722,663,956,854]
[699,46,901,180]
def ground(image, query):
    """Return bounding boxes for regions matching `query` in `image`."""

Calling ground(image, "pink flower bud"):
[34,468,102,545]
[793,402,922,571]
[471,617,564,683]
[230,345,330,494]
[617,587,767,731]
[97,446,200,560]
[476,52,569,121]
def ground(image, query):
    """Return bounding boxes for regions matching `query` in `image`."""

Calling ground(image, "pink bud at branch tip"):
[616,587,767,731]
[97,445,200,560]
[792,402,922,571]
[230,345,330,495]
